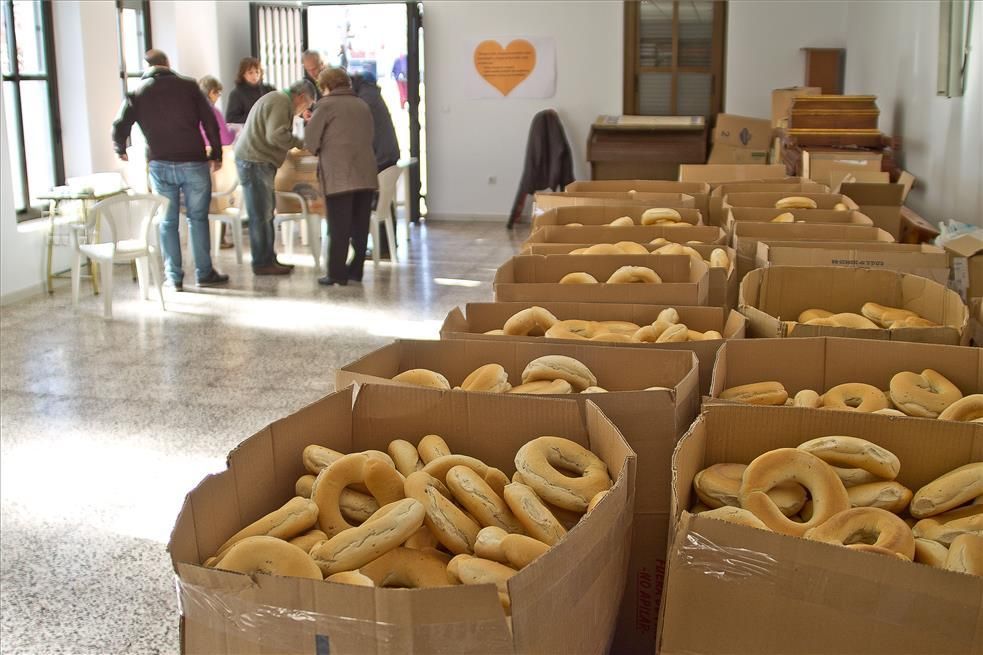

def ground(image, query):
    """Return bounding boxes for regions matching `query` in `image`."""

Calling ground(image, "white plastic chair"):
[71,193,168,319]
[371,165,401,264]
[274,191,323,273]
[207,151,245,264]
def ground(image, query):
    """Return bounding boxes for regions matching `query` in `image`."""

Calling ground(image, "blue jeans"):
[148,160,214,283]
[236,160,277,269]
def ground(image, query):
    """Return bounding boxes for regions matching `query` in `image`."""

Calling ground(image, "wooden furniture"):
[802,48,845,94]
[587,115,707,180]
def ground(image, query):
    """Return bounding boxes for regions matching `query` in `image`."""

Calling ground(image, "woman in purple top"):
[198,75,236,248]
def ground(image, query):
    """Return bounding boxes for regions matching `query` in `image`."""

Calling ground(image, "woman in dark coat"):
[225,57,275,124]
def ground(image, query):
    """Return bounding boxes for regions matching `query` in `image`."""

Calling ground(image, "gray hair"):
[288,79,316,100]
[198,75,223,96]
[302,50,322,64]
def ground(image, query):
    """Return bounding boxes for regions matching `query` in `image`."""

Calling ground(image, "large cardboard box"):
[678,164,788,185]
[731,222,894,281]
[275,148,324,214]
[493,254,709,306]
[726,208,874,244]
[838,180,914,238]
[712,114,773,150]
[739,265,970,345]
[524,223,727,248]
[708,337,983,406]
[520,243,738,309]
[771,86,822,127]
[973,298,983,346]
[706,144,769,165]
[802,149,883,184]
[721,190,859,211]
[755,240,950,285]
[532,192,695,217]
[564,180,711,222]
[707,179,829,225]
[440,301,747,396]
[659,404,983,655]
[531,205,704,230]
[169,384,636,655]
[336,340,699,655]
[943,233,983,303]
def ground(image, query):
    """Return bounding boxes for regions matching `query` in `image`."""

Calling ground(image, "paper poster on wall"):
[464,37,556,98]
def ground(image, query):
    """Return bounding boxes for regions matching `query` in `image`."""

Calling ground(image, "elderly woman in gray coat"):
[304,67,379,286]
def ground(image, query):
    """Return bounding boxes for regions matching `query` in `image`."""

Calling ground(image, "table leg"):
[83,200,100,295]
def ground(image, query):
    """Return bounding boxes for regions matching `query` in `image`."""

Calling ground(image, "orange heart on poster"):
[473,39,537,96]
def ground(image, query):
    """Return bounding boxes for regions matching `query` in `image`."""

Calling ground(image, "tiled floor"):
[0,220,529,654]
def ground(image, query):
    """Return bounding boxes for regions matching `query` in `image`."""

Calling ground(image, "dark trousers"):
[326,190,373,282]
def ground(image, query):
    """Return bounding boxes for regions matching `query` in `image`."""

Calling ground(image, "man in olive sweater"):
[234,80,316,275]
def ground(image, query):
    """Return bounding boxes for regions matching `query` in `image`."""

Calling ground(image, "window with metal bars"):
[116,0,151,98]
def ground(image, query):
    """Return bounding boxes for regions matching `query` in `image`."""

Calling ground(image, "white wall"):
[216,1,253,96]
[725,1,849,117]
[845,1,982,227]
[423,1,623,220]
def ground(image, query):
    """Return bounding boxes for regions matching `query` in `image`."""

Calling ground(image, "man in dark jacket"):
[112,49,228,289]
[302,50,324,101]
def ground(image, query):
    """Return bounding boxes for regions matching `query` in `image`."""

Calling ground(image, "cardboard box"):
[739,265,970,345]
[275,148,324,214]
[531,205,704,230]
[731,222,895,282]
[972,298,983,347]
[708,337,983,405]
[678,164,787,185]
[755,240,950,285]
[721,190,859,211]
[520,243,738,309]
[943,233,983,303]
[524,222,727,248]
[726,208,874,244]
[712,114,773,150]
[706,144,770,165]
[838,179,916,238]
[707,180,829,225]
[532,192,695,217]
[493,254,710,306]
[828,169,890,187]
[802,149,883,184]
[336,340,699,655]
[169,384,636,655]
[659,404,983,655]
[771,86,822,127]
[440,301,747,396]
[564,180,711,224]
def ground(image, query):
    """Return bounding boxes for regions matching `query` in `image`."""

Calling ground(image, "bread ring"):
[484,468,510,498]
[216,535,323,580]
[302,445,345,474]
[312,453,405,536]
[565,222,584,227]
[805,313,880,329]
[699,506,771,531]
[404,471,481,554]
[656,308,679,324]
[388,439,423,476]
[503,306,558,336]
[521,355,597,391]
[448,554,518,597]
[581,243,622,255]
[606,266,661,284]
[804,507,915,559]
[702,330,723,340]
[515,437,611,512]
[861,302,919,327]
[503,482,567,545]
[417,434,451,463]
[548,319,598,338]
[501,533,550,569]
[873,408,906,416]
[508,379,574,395]
[912,507,983,545]
[544,325,590,340]
[938,394,983,422]
[586,490,608,513]
[914,538,949,568]
[614,241,650,255]
[832,466,884,488]
[288,529,329,553]
[599,320,642,335]
[693,463,807,516]
[421,454,490,483]
[847,481,913,513]
[889,369,963,418]
[821,383,890,413]
[833,202,849,211]
[641,208,681,225]
[649,237,671,247]
[798,309,833,323]
[214,496,319,557]
[793,390,822,409]
[360,546,454,587]
[770,212,795,223]
[944,534,983,576]
[339,488,381,524]
[775,196,817,209]
[607,216,635,227]
[740,448,850,537]
[720,381,788,406]
[295,474,316,498]
[656,324,688,343]
[569,248,588,254]
[310,498,425,575]
[911,463,983,518]
[797,436,900,480]
[559,272,598,284]
[325,571,375,586]
[514,470,587,529]
[446,465,525,533]
[474,526,509,563]
[888,316,939,329]
[590,332,632,343]
[461,363,512,393]
[631,321,672,342]
[403,524,440,550]
[709,248,730,268]
[391,368,451,390]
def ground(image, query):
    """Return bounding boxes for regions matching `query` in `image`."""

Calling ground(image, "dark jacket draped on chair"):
[507,109,575,228]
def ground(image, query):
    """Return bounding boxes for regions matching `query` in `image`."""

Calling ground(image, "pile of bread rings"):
[792,303,940,330]
[566,240,730,270]
[720,368,982,422]
[391,355,614,394]
[202,434,614,615]
[559,266,662,285]
[487,305,723,343]
[690,437,982,576]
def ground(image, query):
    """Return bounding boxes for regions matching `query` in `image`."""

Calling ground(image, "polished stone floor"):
[0,220,529,654]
